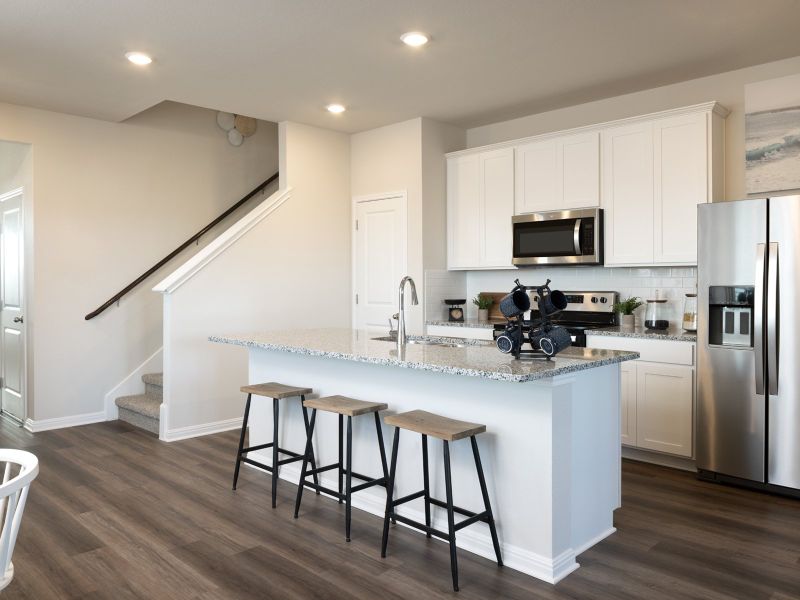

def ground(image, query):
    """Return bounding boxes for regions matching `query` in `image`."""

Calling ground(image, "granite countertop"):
[587,325,696,342]
[428,319,697,342]
[427,318,499,329]
[210,328,639,383]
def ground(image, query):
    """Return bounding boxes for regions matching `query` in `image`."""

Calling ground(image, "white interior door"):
[0,188,25,422]
[353,194,407,330]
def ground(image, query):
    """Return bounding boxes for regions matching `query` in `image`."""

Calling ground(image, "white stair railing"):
[0,450,39,591]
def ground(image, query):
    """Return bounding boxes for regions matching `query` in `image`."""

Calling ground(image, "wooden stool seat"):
[384,410,486,442]
[240,382,313,399]
[303,395,388,417]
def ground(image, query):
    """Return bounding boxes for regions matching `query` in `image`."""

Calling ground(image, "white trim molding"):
[24,411,106,433]
[161,416,242,442]
[153,186,293,294]
[446,101,730,158]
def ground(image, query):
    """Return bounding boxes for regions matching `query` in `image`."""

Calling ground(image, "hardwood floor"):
[2,418,799,599]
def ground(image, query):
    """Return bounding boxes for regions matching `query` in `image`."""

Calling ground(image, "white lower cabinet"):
[620,362,637,446]
[426,324,494,341]
[634,362,694,457]
[587,335,695,458]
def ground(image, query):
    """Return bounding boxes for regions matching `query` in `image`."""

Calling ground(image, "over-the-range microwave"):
[512,208,603,266]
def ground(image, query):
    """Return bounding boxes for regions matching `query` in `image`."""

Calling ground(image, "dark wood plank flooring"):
[1,418,799,599]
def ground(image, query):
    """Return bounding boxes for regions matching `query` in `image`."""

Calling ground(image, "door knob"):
[13,316,23,324]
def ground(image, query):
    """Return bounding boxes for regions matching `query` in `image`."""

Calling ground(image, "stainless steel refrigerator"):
[697,195,800,495]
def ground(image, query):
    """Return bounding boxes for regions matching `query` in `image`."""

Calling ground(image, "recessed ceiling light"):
[401,32,429,47]
[125,52,153,66]
[326,104,346,114]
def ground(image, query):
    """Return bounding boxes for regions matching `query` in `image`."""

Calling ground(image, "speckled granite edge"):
[427,319,497,330]
[588,327,696,342]
[210,334,639,383]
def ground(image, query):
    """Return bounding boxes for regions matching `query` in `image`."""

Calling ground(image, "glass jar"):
[644,298,669,330]
[682,293,698,331]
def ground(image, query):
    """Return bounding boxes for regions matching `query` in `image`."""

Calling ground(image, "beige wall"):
[164,121,351,432]
[467,54,800,200]
[350,118,465,334]
[0,100,279,422]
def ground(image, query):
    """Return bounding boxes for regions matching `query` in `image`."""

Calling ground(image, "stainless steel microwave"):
[512,208,603,266]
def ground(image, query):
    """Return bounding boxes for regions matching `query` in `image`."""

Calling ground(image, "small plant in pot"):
[473,294,494,322]
[613,297,644,328]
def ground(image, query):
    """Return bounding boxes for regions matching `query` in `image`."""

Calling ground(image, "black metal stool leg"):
[422,433,431,538]
[471,436,503,566]
[338,414,344,504]
[345,415,353,542]
[232,393,252,490]
[301,396,320,495]
[271,397,279,508]
[294,409,317,518]
[381,427,400,558]
[443,440,459,592]
[375,412,396,525]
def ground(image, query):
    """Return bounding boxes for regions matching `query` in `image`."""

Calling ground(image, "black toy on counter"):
[495,279,571,360]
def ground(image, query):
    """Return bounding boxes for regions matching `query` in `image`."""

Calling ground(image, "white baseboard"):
[622,446,697,472]
[103,347,163,420]
[246,455,581,585]
[161,416,243,442]
[24,411,107,433]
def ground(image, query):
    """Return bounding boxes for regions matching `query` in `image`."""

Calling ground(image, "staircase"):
[115,373,162,434]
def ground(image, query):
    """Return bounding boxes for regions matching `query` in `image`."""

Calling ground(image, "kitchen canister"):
[682,293,698,331]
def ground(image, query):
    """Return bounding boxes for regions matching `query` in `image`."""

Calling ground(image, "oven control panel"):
[528,291,618,313]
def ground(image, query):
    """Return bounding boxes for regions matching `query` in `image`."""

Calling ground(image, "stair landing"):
[116,372,162,435]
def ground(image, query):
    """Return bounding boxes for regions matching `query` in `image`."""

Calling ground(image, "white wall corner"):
[103,347,163,420]
[152,186,293,294]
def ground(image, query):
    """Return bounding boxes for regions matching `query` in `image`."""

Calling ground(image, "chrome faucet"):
[397,276,418,345]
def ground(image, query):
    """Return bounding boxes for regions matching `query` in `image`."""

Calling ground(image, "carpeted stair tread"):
[142,372,163,387]
[115,394,160,419]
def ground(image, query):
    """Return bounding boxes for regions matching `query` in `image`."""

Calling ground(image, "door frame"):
[0,186,27,424]
[351,190,408,329]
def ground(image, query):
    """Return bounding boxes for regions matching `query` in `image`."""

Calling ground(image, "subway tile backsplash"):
[424,269,467,323]
[459,266,697,326]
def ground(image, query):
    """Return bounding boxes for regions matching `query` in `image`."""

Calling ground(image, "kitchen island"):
[211,329,638,584]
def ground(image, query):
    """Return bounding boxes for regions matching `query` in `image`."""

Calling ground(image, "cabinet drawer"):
[427,325,495,342]
[586,335,694,365]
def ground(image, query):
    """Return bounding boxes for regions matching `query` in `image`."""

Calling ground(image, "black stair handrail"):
[85,171,279,320]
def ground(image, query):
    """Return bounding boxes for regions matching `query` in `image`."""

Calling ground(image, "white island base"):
[240,346,622,585]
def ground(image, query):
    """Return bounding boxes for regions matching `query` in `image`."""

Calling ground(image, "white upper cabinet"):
[603,104,726,266]
[446,102,727,270]
[447,149,514,270]
[479,148,515,268]
[561,131,601,209]
[447,154,480,269]
[515,131,599,214]
[602,122,655,265]
[515,139,558,214]
[653,112,708,264]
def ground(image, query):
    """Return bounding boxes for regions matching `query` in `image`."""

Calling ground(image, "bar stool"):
[233,382,319,508]
[380,410,502,592]
[294,395,390,542]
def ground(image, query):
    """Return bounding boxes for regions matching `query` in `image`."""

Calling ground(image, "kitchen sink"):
[371,336,469,348]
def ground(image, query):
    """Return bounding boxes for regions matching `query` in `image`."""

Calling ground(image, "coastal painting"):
[745,73,800,194]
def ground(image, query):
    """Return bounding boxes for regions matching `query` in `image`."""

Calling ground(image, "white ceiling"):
[3,0,800,133]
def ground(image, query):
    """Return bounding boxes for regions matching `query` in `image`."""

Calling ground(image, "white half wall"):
[0,100,279,423]
[159,121,351,436]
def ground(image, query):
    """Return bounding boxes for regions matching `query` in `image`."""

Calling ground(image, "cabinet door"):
[479,148,514,268]
[561,131,600,209]
[620,362,637,446]
[514,139,558,214]
[447,155,480,269]
[636,362,694,457]
[654,112,708,264]
[602,122,654,265]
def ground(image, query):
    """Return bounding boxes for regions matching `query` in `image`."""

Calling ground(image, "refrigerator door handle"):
[755,243,765,395]
[767,242,779,395]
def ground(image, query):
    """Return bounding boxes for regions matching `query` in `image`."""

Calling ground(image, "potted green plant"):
[472,294,494,322]
[612,297,643,328]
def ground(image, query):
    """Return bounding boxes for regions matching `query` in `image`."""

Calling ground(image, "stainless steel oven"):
[512,208,603,266]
